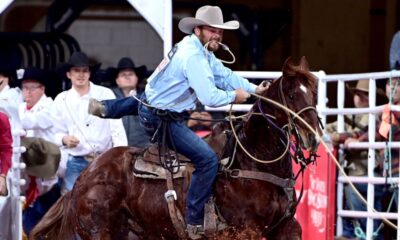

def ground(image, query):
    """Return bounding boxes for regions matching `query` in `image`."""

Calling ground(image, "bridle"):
[276,76,321,166]
[229,76,321,165]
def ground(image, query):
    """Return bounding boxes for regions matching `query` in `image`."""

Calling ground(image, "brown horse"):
[31,57,321,240]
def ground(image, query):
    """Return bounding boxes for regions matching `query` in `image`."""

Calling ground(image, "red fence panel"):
[293,145,336,240]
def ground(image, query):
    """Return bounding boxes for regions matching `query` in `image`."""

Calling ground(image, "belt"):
[72,152,101,162]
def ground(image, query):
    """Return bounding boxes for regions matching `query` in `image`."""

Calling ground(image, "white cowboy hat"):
[178,5,239,34]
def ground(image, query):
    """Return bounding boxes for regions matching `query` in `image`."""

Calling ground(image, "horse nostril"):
[308,133,317,148]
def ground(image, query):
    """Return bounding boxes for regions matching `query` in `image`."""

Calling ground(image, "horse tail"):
[30,192,75,240]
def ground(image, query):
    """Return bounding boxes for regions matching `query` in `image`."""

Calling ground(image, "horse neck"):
[235,106,293,178]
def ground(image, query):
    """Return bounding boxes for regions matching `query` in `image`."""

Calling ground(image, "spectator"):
[16,67,63,235]
[0,112,12,196]
[378,77,400,205]
[106,57,151,147]
[52,52,127,192]
[329,79,386,240]
[0,66,23,116]
[389,31,400,70]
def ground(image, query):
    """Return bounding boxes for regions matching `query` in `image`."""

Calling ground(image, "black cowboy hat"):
[0,57,18,87]
[106,57,149,82]
[57,51,101,75]
[16,67,50,87]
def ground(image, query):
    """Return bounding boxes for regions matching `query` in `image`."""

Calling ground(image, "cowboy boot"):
[88,98,107,117]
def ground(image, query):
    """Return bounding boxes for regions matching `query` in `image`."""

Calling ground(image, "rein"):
[228,77,318,165]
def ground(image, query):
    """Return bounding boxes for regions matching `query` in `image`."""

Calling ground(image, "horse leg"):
[75,184,133,239]
[266,218,302,240]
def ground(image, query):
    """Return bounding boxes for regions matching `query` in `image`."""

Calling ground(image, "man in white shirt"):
[17,67,62,235]
[0,66,23,117]
[52,52,127,192]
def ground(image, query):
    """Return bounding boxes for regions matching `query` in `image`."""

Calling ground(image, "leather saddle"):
[132,122,231,180]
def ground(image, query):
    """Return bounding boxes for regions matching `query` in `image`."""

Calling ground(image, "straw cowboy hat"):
[21,137,61,178]
[106,57,149,82]
[346,79,388,105]
[178,5,239,34]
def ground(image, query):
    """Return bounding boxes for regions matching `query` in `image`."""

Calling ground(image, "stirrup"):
[204,198,228,236]
[186,224,205,240]
[186,219,227,240]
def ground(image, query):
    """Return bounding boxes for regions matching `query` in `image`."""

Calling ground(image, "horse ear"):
[282,57,296,77]
[299,56,310,71]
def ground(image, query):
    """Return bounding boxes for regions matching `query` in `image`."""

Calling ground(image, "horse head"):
[261,56,321,153]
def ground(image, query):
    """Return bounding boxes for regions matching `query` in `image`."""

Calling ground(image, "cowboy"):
[52,52,127,192]
[16,67,63,235]
[377,76,400,219]
[90,57,151,147]
[94,5,269,239]
[142,6,268,238]
[327,79,386,240]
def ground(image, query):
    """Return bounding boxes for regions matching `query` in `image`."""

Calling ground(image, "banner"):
[293,145,336,240]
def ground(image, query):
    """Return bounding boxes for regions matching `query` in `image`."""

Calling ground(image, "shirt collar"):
[189,34,214,60]
[0,85,10,94]
[190,34,204,50]
[69,82,93,98]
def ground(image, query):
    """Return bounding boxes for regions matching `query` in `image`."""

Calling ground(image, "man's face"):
[22,80,45,108]
[195,26,224,52]
[115,69,138,90]
[353,91,369,108]
[67,66,90,89]
[0,74,9,91]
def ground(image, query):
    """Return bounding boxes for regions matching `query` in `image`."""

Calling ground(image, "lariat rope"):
[228,103,290,164]
[203,41,236,64]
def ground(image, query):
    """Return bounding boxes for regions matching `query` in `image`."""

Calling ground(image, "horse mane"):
[29,193,76,240]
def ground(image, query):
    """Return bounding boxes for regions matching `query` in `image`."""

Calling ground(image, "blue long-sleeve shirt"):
[145,34,257,112]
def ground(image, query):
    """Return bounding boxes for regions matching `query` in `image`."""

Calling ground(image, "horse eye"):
[288,94,295,100]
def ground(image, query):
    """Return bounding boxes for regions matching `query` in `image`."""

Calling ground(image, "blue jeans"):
[342,183,384,240]
[103,96,138,118]
[63,156,90,192]
[138,101,218,225]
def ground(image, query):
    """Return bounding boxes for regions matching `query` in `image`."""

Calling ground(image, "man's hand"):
[344,138,359,148]
[188,112,213,128]
[0,175,8,196]
[255,80,270,95]
[234,89,251,103]
[187,112,200,128]
[62,135,80,148]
